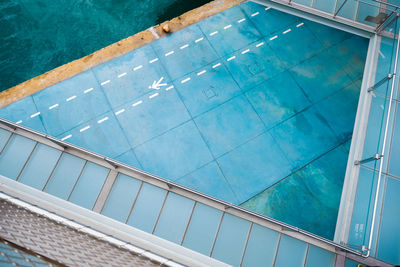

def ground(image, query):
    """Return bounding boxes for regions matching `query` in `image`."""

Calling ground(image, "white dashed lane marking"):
[16,120,22,124]
[118,72,127,78]
[212,63,221,68]
[30,112,40,118]
[269,35,278,41]
[223,24,232,30]
[181,77,191,84]
[101,80,110,86]
[256,42,264,47]
[241,49,250,54]
[132,100,143,107]
[66,95,77,102]
[61,135,72,141]
[149,58,159,64]
[166,85,174,91]
[197,70,207,76]
[283,29,291,34]
[165,51,175,56]
[97,117,108,124]
[80,125,90,132]
[296,22,304,27]
[238,18,246,23]
[49,104,59,110]
[227,56,236,61]
[149,93,159,99]
[180,44,189,50]
[115,109,125,115]
[209,31,218,36]
[251,12,259,17]
[195,37,204,43]
[84,88,94,94]
[133,65,143,71]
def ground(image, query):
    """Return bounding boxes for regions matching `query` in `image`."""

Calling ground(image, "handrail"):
[0,117,365,258]
[363,23,400,258]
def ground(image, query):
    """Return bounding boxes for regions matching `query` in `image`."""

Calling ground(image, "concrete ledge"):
[0,0,244,108]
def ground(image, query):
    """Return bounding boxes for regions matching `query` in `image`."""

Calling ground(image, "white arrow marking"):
[149,77,167,90]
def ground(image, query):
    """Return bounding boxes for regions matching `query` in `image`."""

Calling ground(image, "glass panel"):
[68,162,109,209]
[292,0,313,7]
[376,177,400,264]
[127,183,167,233]
[313,0,336,13]
[356,1,380,26]
[18,144,61,190]
[241,224,280,267]
[44,153,86,199]
[305,245,336,267]
[101,173,141,222]
[335,0,358,20]
[0,128,11,152]
[182,203,222,255]
[274,234,307,267]
[0,135,36,180]
[211,213,251,267]
[153,192,194,244]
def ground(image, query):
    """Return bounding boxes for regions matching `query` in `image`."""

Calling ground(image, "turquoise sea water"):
[0,0,209,91]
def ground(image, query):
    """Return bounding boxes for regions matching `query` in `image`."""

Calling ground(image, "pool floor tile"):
[0,96,46,133]
[290,50,353,103]
[240,1,299,37]
[316,82,360,142]
[134,121,214,180]
[246,71,311,130]
[217,132,293,203]
[33,70,111,136]
[115,149,142,169]
[151,25,219,80]
[197,5,262,57]
[174,61,242,117]
[57,111,131,158]
[176,161,239,204]
[269,107,338,169]
[305,20,352,48]
[241,145,349,240]
[114,88,191,147]
[326,35,369,80]
[92,45,171,109]
[268,21,324,68]
[195,95,265,157]
[224,40,286,91]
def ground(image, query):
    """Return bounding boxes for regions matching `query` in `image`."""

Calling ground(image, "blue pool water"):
[0,1,369,239]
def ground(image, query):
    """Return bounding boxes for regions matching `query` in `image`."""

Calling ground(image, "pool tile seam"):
[238,2,303,41]
[27,95,49,134]
[238,137,353,205]
[151,55,242,202]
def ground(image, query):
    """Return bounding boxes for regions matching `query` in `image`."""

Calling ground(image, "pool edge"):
[0,0,244,108]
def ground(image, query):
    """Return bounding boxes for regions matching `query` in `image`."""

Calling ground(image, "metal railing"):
[351,13,400,258]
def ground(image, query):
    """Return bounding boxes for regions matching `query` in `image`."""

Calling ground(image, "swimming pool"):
[0,1,369,240]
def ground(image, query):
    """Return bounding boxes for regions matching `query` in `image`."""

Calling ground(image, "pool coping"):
[0,0,244,108]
